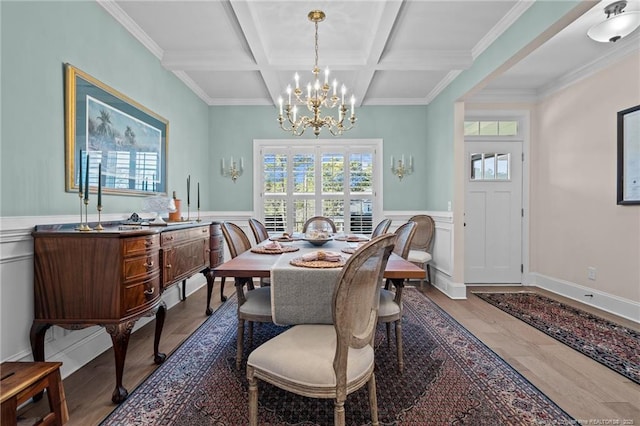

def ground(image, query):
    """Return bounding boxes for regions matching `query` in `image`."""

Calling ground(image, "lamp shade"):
[588,10,640,42]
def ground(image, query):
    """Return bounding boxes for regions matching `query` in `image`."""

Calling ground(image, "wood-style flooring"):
[17,280,640,425]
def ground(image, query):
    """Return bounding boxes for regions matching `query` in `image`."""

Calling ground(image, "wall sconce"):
[390,155,413,181]
[221,156,244,183]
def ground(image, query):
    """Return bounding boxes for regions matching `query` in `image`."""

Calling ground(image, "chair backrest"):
[408,214,435,253]
[302,216,337,234]
[392,221,417,259]
[221,222,252,259]
[332,234,395,389]
[371,218,392,237]
[248,218,269,244]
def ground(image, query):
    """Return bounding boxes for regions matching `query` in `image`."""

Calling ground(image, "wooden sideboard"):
[30,221,222,403]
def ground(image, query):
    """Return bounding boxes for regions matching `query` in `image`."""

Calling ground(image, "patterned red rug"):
[101,289,574,425]
[474,292,640,385]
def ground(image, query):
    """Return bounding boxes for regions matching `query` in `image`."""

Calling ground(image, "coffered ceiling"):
[99,0,640,107]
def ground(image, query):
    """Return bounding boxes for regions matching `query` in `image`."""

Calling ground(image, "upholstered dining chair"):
[302,216,337,234]
[378,220,416,372]
[371,218,392,238]
[220,222,273,369]
[247,233,395,426]
[406,214,435,287]
[248,218,269,244]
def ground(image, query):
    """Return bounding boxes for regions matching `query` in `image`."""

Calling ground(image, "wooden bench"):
[1,362,68,426]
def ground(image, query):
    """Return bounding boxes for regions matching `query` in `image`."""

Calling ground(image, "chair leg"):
[426,263,432,285]
[334,399,346,426]
[395,319,404,372]
[220,277,226,302]
[368,373,379,426]
[247,369,259,426]
[385,323,391,348]
[236,319,245,369]
[248,321,254,346]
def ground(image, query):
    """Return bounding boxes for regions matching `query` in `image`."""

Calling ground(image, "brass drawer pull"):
[144,260,154,268]
[144,287,155,295]
[145,240,154,247]
[165,264,172,269]
[202,229,208,233]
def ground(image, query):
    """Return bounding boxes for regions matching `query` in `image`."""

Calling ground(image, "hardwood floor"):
[18,280,640,425]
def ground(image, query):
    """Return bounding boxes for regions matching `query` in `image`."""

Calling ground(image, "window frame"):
[253,139,383,234]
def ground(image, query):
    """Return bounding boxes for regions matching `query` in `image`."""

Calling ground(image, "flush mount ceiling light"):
[587,0,640,42]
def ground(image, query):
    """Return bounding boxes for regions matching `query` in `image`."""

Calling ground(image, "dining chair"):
[247,234,395,426]
[248,218,273,287]
[302,216,337,234]
[220,222,274,369]
[371,218,392,238]
[248,218,269,244]
[406,214,435,287]
[378,220,416,372]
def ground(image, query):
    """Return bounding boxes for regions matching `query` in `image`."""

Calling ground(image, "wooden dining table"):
[207,237,426,318]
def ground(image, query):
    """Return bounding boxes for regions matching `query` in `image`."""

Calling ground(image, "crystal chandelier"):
[277,10,356,137]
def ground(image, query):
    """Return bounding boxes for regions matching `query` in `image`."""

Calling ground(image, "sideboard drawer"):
[122,273,161,316]
[162,226,209,246]
[123,235,160,256]
[123,252,160,282]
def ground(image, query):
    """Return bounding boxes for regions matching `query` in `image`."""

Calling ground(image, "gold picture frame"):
[65,63,169,196]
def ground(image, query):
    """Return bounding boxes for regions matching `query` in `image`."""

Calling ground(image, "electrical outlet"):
[587,267,596,281]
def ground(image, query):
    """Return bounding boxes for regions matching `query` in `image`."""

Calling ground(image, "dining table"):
[209,234,426,324]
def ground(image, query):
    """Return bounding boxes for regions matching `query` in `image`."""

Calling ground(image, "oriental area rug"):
[102,289,574,425]
[474,292,640,385]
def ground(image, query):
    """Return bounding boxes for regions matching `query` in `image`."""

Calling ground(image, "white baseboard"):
[531,272,640,324]
[431,271,467,299]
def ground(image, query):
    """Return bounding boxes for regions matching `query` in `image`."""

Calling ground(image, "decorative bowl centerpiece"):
[303,230,332,246]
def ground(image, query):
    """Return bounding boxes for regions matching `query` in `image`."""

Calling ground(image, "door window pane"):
[264,199,287,231]
[264,154,287,194]
[349,152,373,193]
[322,153,344,193]
[470,152,510,181]
[293,154,314,193]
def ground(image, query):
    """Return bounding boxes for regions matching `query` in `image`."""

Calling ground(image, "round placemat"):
[269,236,301,242]
[341,247,356,254]
[335,236,369,242]
[290,257,346,268]
[251,246,300,254]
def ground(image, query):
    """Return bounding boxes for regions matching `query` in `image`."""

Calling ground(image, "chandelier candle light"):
[391,155,414,181]
[278,10,356,137]
[221,157,244,182]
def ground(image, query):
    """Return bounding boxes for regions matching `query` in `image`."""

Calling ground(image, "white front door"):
[464,141,522,283]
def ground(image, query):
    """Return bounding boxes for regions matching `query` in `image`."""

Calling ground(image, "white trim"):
[470,1,536,60]
[531,273,640,324]
[464,109,530,285]
[96,0,164,59]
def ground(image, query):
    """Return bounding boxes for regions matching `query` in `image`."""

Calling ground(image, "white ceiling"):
[99,0,640,107]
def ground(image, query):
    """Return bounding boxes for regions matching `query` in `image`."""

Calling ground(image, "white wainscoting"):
[0,210,458,377]
[2,210,637,380]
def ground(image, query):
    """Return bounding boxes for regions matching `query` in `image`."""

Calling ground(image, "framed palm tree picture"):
[65,63,168,196]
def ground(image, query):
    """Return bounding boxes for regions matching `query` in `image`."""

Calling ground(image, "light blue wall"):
[424,0,583,210]
[1,1,209,217]
[0,0,584,217]
[209,105,430,211]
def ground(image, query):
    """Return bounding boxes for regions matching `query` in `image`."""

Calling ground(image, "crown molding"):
[425,70,463,104]
[471,0,535,60]
[537,33,640,99]
[96,0,164,60]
